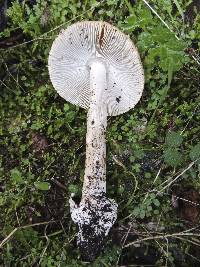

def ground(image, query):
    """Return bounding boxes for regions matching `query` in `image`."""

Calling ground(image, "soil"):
[185,0,200,24]
[32,132,49,153]
[172,186,200,224]
[26,180,67,234]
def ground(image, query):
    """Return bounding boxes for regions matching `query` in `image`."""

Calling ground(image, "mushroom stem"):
[69,59,117,261]
[82,59,107,199]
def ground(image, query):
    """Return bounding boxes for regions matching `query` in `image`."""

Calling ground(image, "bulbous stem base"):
[69,194,118,261]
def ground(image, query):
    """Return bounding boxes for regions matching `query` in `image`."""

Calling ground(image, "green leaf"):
[151,26,174,44]
[153,199,160,207]
[165,131,183,147]
[149,193,156,199]
[189,144,200,163]
[164,148,183,167]
[138,8,154,28]
[34,182,50,191]
[139,24,188,73]
[0,196,4,206]
[172,0,184,19]
[167,57,173,87]
[137,32,153,52]
[139,209,146,219]
[124,0,135,13]
[10,168,23,183]
[147,205,152,211]
[134,149,145,159]
[64,104,70,112]
[68,184,79,194]
[118,134,122,141]
[145,172,152,178]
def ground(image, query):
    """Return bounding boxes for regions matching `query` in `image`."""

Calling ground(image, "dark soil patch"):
[172,186,200,224]
[26,180,67,234]
[32,132,49,153]
[185,0,200,24]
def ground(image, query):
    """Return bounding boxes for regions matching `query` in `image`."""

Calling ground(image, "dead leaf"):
[32,132,49,153]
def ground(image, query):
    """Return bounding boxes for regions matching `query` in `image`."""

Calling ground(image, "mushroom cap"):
[48,21,144,116]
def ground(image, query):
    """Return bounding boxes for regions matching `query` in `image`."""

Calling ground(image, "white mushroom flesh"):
[83,59,107,198]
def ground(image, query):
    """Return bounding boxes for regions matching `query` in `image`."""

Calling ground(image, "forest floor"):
[0,0,200,266]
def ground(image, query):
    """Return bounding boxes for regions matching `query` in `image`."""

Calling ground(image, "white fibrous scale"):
[48,21,144,261]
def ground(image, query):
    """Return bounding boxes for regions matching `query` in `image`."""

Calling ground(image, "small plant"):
[189,143,200,164]
[132,193,160,219]
[163,131,183,167]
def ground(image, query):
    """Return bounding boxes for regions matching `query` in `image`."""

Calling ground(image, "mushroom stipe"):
[48,21,144,261]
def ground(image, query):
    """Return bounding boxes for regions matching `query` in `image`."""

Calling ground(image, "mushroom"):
[48,21,144,261]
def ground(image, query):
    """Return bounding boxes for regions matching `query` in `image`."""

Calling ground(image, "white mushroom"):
[48,21,144,261]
